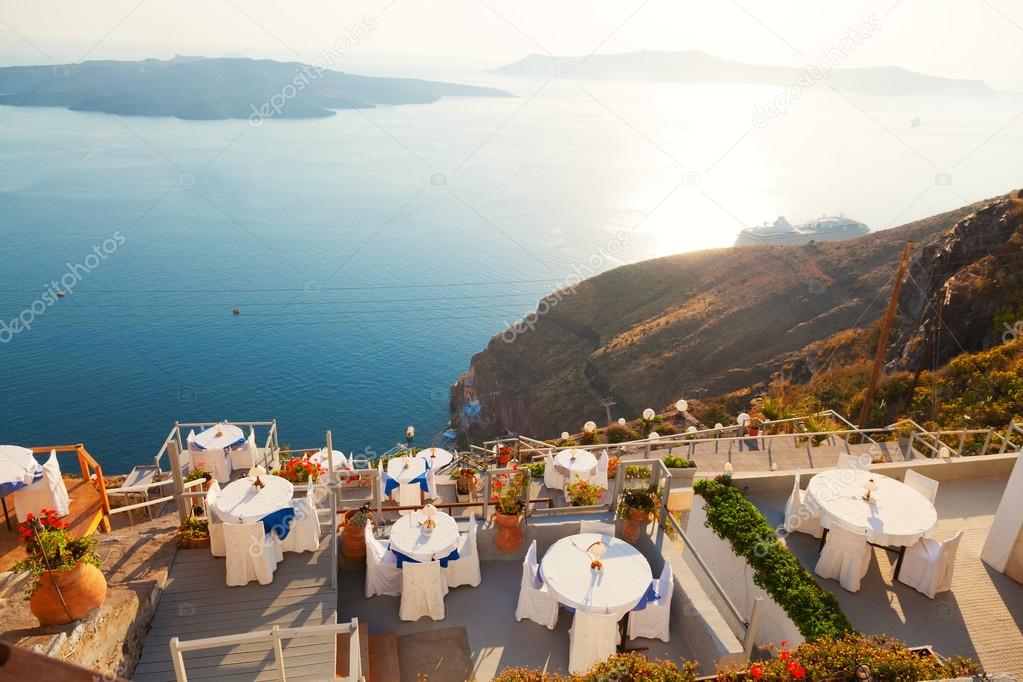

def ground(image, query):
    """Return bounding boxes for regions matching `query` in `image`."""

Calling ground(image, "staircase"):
[336,621,401,682]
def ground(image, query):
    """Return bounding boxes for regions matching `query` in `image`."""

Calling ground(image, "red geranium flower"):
[749,663,763,679]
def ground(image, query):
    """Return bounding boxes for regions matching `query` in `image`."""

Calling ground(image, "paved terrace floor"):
[752,475,1023,678]
[133,535,337,682]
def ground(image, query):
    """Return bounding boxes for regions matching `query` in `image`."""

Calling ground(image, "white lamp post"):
[675,399,688,413]
[617,417,627,426]
[560,431,571,440]
[583,421,597,434]
[642,408,656,421]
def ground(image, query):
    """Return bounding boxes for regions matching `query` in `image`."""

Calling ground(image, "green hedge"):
[692,479,853,641]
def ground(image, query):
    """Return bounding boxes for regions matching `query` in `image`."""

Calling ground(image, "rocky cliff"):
[451,192,1020,440]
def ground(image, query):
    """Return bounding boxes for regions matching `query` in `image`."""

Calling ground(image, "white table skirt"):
[540,533,652,615]
[417,448,453,470]
[806,469,937,547]
[555,449,597,483]
[214,475,294,525]
[388,510,460,562]
[387,456,427,484]
[190,448,232,484]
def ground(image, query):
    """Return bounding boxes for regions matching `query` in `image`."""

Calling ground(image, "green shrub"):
[662,454,694,469]
[579,431,598,445]
[692,479,853,641]
[605,422,638,443]
[492,653,696,681]
[624,465,649,479]
[523,461,545,478]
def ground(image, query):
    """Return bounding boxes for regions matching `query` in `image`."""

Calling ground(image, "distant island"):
[492,50,993,96]
[0,56,512,121]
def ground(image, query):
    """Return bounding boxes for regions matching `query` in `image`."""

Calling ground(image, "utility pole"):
[858,241,913,429]
[599,396,617,426]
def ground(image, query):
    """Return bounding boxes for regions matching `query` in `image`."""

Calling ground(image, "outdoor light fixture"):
[648,431,660,440]
[939,445,952,459]
[561,431,571,440]
[583,421,597,434]
[642,408,656,420]
[675,399,688,412]
[723,462,734,474]
[617,418,627,426]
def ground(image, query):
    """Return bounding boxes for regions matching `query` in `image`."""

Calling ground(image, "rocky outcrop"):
[450,193,1013,441]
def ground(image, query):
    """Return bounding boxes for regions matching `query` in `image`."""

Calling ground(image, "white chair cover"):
[279,496,320,553]
[592,450,609,489]
[628,562,673,642]
[377,460,386,500]
[399,561,447,621]
[205,481,226,557]
[365,523,402,598]
[783,470,822,538]
[898,530,963,598]
[580,520,616,537]
[815,526,871,592]
[903,469,939,504]
[396,483,421,512]
[14,450,70,521]
[514,540,558,629]
[229,430,259,471]
[223,521,278,586]
[543,452,565,491]
[443,512,481,588]
[569,612,619,674]
[426,466,438,500]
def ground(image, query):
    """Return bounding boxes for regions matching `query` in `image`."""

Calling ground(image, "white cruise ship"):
[735,214,869,246]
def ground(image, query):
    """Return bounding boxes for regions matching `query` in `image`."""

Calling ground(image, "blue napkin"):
[391,546,460,569]
[260,507,296,540]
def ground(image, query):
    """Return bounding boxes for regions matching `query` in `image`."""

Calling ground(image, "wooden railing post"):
[169,637,188,682]
[168,441,189,524]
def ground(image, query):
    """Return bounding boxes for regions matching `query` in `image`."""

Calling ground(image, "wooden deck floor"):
[133,535,337,682]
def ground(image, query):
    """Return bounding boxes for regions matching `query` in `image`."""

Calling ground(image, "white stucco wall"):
[686,499,804,647]
[981,452,1023,572]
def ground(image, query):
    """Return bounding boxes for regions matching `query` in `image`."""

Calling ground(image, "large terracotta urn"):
[30,562,107,626]
[340,511,367,563]
[621,508,651,544]
[493,512,524,552]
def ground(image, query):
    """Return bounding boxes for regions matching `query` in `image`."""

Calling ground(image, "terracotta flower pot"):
[181,536,210,549]
[340,511,367,563]
[30,562,107,626]
[493,512,524,553]
[621,507,651,544]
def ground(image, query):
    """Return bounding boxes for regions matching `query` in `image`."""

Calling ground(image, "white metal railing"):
[169,619,362,682]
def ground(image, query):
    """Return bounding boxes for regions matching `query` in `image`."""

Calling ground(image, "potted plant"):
[177,516,210,549]
[339,504,371,563]
[565,478,603,506]
[273,456,326,485]
[13,510,106,626]
[453,468,478,503]
[617,486,658,544]
[662,455,698,486]
[894,420,915,452]
[492,468,530,552]
[496,445,514,467]
[184,467,211,491]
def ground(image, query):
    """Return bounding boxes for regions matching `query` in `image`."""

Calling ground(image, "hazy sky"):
[1,0,1022,89]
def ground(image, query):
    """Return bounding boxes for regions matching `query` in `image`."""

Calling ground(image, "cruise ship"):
[735,214,870,246]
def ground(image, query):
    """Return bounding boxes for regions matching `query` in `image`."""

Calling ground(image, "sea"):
[2,63,1021,472]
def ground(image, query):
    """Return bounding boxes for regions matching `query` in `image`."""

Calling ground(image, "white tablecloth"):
[417,448,453,470]
[806,469,937,547]
[194,424,245,450]
[312,449,352,471]
[0,446,39,492]
[540,533,652,615]
[387,456,427,484]
[555,449,597,482]
[388,509,460,562]
[189,448,232,484]
[214,475,294,525]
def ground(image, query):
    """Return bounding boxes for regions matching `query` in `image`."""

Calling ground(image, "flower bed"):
[273,456,326,484]
[692,478,852,641]
[492,653,696,681]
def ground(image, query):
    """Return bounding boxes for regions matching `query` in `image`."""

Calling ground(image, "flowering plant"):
[606,455,621,479]
[493,466,530,516]
[12,510,101,597]
[565,478,603,506]
[273,456,326,484]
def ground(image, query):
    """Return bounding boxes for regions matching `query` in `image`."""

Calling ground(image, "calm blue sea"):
[1,71,1020,472]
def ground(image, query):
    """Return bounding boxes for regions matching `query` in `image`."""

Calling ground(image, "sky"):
[1,0,1022,89]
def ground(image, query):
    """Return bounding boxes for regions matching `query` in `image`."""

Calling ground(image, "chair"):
[543,452,565,491]
[783,470,822,538]
[107,464,173,523]
[223,521,278,586]
[425,466,438,500]
[399,561,447,621]
[815,526,871,592]
[365,523,402,597]
[628,562,673,642]
[592,450,610,489]
[836,452,870,470]
[903,469,939,503]
[444,512,481,588]
[568,612,619,674]
[396,483,422,512]
[898,530,963,598]
[14,450,70,522]
[514,540,559,629]
[580,520,616,537]
[229,429,259,471]
[204,481,227,557]
[279,496,320,553]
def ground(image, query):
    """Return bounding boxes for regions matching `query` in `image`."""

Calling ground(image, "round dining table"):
[213,474,294,525]
[388,509,460,563]
[194,424,245,450]
[417,447,454,470]
[0,446,42,530]
[540,533,652,615]
[555,449,597,483]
